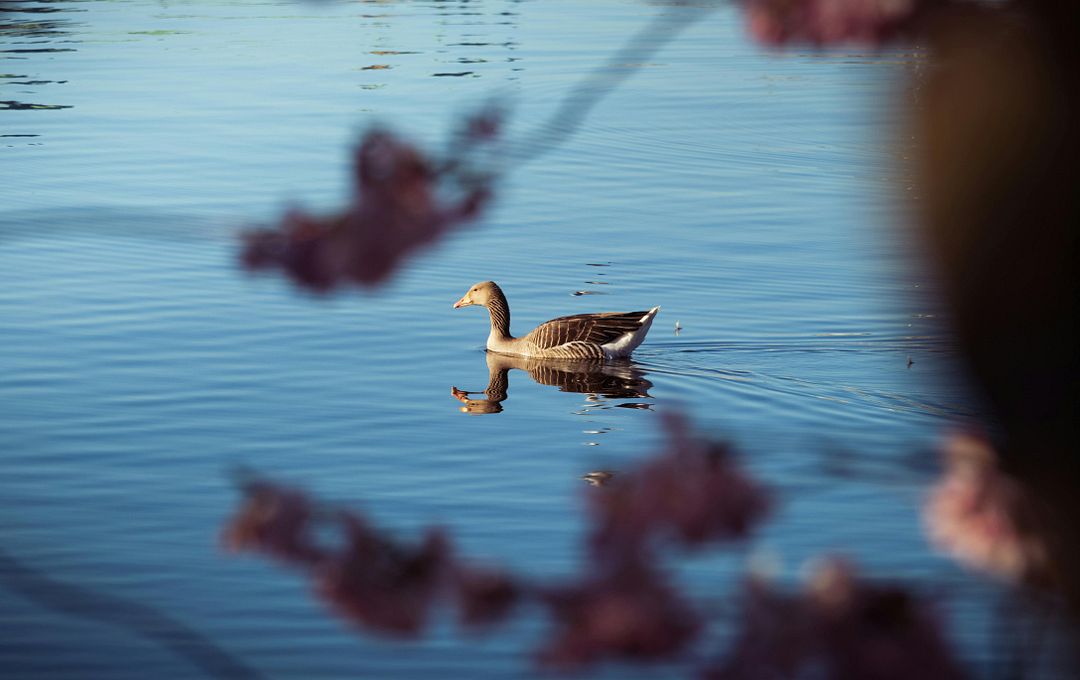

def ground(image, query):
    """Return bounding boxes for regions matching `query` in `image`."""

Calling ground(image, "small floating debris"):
[581,471,616,487]
[432,71,475,77]
[814,332,872,337]
[128,30,191,36]
[674,320,682,334]
[572,290,605,296]
[907,356,914,369]
[362,64,391,70]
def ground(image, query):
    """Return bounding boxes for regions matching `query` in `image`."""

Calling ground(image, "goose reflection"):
[450,352,653,415]
[581,470,617,487]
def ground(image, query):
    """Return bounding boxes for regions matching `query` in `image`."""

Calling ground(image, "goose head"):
[453,280,501,309]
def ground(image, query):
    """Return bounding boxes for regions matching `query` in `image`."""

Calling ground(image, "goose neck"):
[485,290,512,341]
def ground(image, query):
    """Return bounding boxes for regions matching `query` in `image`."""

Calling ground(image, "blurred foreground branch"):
[239,4,715,292]
[223,414,978,677]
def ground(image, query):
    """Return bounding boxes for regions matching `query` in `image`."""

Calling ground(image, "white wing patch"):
[601,306,660,359]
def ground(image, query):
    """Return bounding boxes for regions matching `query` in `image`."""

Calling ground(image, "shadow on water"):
[450,351,653,415]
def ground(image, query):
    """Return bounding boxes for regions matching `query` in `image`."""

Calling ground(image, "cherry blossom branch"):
[222,413,978,675]
[238,5,718,293]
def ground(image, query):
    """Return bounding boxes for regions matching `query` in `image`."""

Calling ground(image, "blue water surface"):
[1,1,990,677]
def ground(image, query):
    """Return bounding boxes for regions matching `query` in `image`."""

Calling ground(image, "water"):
[2,1,989,677]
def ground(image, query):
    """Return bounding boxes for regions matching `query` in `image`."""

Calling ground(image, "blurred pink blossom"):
[703,576,812,679]
[220,480,325,565]
[242,124,493,291]
[706,559,968,679]
[223,480,518,639]
[451,564,522,629]
[537,560,701,670]
[808,558,968,680]
[922,432,1046,582]
[223,434,984,677]
[587,412,770,558]
[745,0,933,46]
[314,521,450,637]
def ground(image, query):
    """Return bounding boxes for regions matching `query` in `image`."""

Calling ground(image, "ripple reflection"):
[450,351,653,415]
[1,0,78,133]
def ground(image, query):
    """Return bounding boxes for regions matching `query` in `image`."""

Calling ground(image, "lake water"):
[2,1,993,677]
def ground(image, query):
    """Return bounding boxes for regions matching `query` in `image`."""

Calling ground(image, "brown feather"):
[522,311,652,350]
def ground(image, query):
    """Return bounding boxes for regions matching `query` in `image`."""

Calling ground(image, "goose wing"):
[524,311,653,350]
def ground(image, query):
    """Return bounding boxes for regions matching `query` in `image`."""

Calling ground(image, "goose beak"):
[453,295,470,309]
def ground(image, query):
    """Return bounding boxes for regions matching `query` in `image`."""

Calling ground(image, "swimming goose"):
[453,281,659,360]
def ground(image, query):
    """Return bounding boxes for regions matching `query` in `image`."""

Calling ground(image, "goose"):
[453,281,659,360]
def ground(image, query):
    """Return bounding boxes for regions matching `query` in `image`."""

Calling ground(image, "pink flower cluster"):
[537,560,701,670]
[922,432,1046,583]
[744,0,934,46]
[223,414,774,669]
[532,413,770,668]
[222,418,974,675]
[241,121,494,292]
[707,559,969,679]
[587,412,771,559]
[221,480,326,564]
[222,480,520,637]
